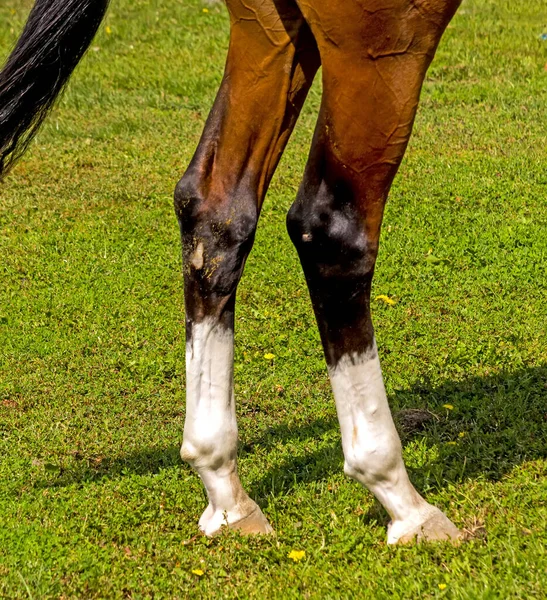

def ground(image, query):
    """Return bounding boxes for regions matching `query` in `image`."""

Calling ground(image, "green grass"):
[1,0,546,597]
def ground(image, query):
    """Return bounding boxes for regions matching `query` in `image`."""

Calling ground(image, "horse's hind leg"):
[288,0,462,543]
[175,0,319,536]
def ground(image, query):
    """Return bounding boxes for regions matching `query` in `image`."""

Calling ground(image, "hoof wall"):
[199,502,274,537]
[229,506,274,536]
[395,509,461,545]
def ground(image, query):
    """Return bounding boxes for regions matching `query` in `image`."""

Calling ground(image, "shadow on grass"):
[37,365,547,499]
[249,364,547,498]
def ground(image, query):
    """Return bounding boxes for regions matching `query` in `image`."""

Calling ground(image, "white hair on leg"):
[181,318,272,536]
[329,342,460,544]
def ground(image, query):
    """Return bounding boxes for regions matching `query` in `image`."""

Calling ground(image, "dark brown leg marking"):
[290,0,461,366]
[176,0,319,332]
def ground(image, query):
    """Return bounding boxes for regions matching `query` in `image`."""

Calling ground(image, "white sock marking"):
[181,318,253,534]
[329,343,435,541]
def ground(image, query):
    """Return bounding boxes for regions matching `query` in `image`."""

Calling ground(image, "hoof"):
[198,503,215,532]
[198,501,274,537]
[229,506,274,536]
[388,507,462,545]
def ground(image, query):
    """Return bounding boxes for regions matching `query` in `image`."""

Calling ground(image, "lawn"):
[0,0,546,597]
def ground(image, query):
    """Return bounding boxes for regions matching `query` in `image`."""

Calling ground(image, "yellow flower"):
[438,583,447,590]
[264,353,275,360]
[375,294,396,306]
[458,431,466,438]
[442,404,454,410]
[192,568,204,577]
[288,550,305,562]
[202,8,209,12]
[105,25,112,35]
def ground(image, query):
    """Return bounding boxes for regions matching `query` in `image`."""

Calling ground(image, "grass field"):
[1,0,546,597]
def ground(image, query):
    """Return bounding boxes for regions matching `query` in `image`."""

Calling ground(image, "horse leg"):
[175,0,319,536]
[288,0,462,543]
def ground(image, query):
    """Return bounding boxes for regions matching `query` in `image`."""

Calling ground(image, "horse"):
[0,0,464,544]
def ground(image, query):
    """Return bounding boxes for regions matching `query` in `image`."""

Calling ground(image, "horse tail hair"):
[0,0,109,179]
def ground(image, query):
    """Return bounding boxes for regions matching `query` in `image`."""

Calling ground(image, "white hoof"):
[198,500,274,537]
[387,506,461,545]
[198,503,215,532]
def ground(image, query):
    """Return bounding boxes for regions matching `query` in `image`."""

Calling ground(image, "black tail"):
[0,0,109,178]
